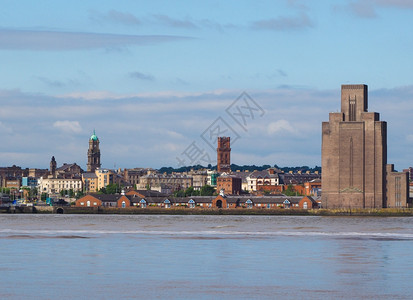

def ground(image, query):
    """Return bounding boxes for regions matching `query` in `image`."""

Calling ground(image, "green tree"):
[283,184,302,196]
[75,190,84,199]
[105,183,120,194]
[200,185,215,196]
[173,189,185,197]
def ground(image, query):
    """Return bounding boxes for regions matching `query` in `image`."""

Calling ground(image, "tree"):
[75,190,84,199]
[105,183,120,194]
[183,186,199,197]
[200,185,215,196]
[173,189,185,197]
[283,184,302,196]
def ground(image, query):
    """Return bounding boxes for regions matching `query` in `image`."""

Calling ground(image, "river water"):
[1,214,413,299]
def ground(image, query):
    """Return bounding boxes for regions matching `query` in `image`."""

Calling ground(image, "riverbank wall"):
[11,206,413,216]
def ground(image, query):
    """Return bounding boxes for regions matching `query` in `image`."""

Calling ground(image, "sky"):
[1,0,413,171]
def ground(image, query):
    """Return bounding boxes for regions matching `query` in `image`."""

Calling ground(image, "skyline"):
[1,0,413,170]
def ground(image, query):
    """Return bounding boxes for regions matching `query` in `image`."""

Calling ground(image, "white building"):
[38,177,82,195]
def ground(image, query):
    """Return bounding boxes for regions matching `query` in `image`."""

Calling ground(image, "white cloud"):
[53,121,82,134]
[267,120,297,135]
[0,85,411,171]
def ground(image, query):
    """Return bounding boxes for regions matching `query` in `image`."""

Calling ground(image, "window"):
[164,199,171,208]
[246,199,253,209]
[189,199,195,208]
[303,202,308,209]
[121,201,126,208]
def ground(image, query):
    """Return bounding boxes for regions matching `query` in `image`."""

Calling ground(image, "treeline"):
[158,164,321,174]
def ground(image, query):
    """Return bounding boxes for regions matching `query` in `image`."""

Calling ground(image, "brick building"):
[217,175,242,195]
[322,84,408,208]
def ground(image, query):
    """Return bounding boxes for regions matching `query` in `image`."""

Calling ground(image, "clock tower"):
[87,130,101,173]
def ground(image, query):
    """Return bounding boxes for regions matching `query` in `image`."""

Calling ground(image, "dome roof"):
[90,130,98,141]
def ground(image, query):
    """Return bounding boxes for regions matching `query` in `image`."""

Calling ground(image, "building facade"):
[217,137,231,173]
[87,130,101,173]
[217,175,242,195]
[38,177,82,195]
[322,84,408,208]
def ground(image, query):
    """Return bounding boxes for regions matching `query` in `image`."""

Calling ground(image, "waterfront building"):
[216,175,242,195]
[122,168,156,187]
[280,171,321,185]
[217,137,231,173]
[21,177,38,188]
[75,194,135,208]
[75,193,318,210]
[246,169,280,192]
[137,173,193,192]
[0,165,30,187]
[322,84,408,208]
[82,172,98,193]
[38,176,82,195]
[95,168,115,191]
[87,130,101,173]
[207,170,218,186]
[56,163,83,178]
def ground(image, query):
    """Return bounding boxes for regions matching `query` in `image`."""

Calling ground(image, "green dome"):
[90,130,98,141]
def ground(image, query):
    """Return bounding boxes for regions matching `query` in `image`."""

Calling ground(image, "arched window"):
[140,199,147,208]
[303,201,308,209]
[164,199,171,208]
[188,199,195,208]
[121,201,126,208]
[246,199,253,209]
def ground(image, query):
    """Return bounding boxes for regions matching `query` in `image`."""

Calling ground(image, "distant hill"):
[157,164,321,174]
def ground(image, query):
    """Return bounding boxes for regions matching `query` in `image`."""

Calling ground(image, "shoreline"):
[3,206,413,217]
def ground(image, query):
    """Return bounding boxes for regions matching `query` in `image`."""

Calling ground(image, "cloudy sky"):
[1,0,413,171]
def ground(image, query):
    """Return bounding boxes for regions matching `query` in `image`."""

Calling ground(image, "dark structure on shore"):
[322,84,408,208]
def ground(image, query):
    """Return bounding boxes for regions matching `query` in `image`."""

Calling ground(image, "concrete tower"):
[87,130,101,173]
[321,84,408,208]
[217,137,231,173]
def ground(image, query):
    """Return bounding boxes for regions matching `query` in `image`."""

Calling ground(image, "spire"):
[90,129,98,141]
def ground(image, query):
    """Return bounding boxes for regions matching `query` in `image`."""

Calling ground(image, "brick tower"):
[87,130,101,173]
[217,137,231,173]
[321,84,408,208]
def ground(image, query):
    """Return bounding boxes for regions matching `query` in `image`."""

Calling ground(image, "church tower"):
[217,137,231,173]
[87,130,101,173]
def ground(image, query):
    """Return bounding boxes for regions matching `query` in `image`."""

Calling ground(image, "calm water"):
[1,214,413,299]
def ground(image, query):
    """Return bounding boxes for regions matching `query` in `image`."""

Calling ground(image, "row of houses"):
[74,190,319,210]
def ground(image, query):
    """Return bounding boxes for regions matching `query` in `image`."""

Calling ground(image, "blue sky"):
[1,0,413,171]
